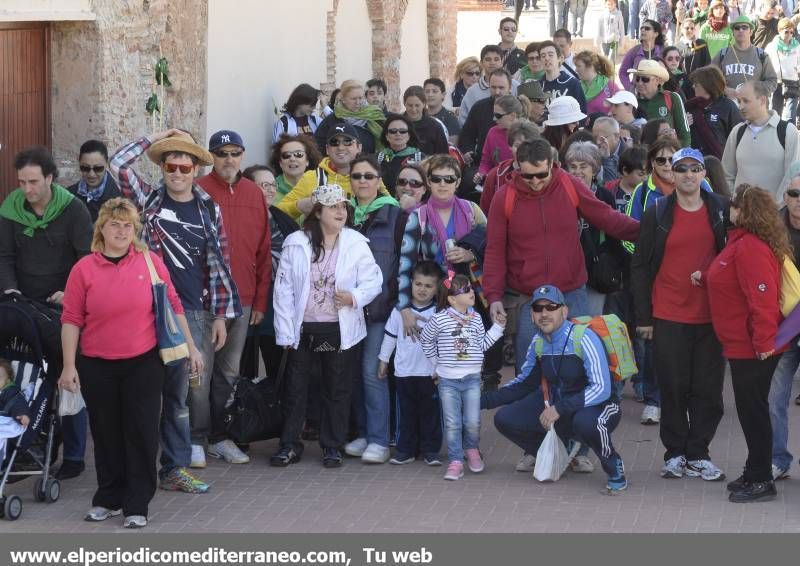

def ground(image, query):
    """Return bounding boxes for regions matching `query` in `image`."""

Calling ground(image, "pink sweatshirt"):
[479,125,514,176]
[61,247,184,360]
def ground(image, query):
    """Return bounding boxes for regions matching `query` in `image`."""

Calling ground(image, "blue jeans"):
[185,310,216,445]
[783,96,799,123]
[769,339,799,470]
[60,408,88,462]
[438,374,481,462]
[635,336,660,407]
[160,360,191,477]
[548,0,569,36]
[353,321,390,447]
[628,0,640,39]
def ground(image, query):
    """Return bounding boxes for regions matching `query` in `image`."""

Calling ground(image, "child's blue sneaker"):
[604,474,627,495]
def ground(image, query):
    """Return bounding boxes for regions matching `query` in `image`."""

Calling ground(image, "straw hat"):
[627,59,670,83]
[146,132,214,166]
[543,96,586,127]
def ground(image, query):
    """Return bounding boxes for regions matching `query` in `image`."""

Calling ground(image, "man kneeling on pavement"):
[481,285,627,494]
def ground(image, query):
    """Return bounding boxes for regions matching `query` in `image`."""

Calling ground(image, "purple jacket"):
[619,44,664,91]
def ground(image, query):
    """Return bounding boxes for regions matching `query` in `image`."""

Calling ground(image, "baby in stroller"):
[0,358,30,463]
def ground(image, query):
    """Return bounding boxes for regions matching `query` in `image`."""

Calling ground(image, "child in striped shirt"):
[420,273,505,480]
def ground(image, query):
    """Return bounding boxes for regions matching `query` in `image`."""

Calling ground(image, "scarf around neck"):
[777,37,800,54]
[708,15,728,32]
[77,171,109,202]
[379,146,419,162]
[351,194,399,226]
[581,74,609,101]
[651,172,675,196]
[0,184,74,237]
[422,197,474,266]
[334,104,386,146]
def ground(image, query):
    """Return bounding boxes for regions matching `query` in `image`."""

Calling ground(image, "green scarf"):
[581,74,609,101]
[351,194,399,226]
[778,37,800,55]
[519,66,545,83]
[379,146,419,162]
[334,104,386,147]
[0,183,74,237]
[273,174,294,206]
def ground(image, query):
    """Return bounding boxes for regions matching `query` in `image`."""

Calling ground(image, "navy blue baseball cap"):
[326,122,360,144]
[209,130,245,152]
[671,147,704,167]
[531,285,566,305]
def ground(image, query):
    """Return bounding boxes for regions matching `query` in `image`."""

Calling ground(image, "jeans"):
[783,96,799,123]
[60,408,87,462]
[635,336,659,407]
[628,0,640,39]
[353,322,390,447]
[568,0,588,36]
[769,340,799,470]
[160,359,191,478]
[438,374,481,462]
[548,0,569,36]
[185,310,216,445]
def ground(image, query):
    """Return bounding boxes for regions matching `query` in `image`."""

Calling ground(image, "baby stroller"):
[0,294,61,521]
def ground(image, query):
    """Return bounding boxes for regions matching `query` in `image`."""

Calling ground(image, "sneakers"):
[159,467,209,493]
[123,515,147,528]
[344,437,367,457]
[423,453,442,466]
[361,443,390,464]
[389,453,415,465]
[772,464,790,481]
[686,459,725,481]
[207,440,250,464]
[464,448,484,473]
[515,452,536,472]
[443,460,464,480]
[569,455,594,473]
[640,405,660,425]
[604,457,627,495]
[270,445,302,467]
[84,506,121,522]
[727,474,747,492]
[190,445,207,468]
[661,456,687,478]
[322,447,343,468]
[55,460,85,480]
[728,480,777,503]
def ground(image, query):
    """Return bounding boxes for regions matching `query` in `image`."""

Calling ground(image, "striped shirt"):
[419,307,504,380]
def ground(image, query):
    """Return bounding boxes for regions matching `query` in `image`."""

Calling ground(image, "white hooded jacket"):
[273,227,382,350]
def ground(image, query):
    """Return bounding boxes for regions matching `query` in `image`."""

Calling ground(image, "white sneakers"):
[190,444,207,468]
[515,453,536,472]
[344,438,368,457]
[361,443,390,464]
[207,440,250,464]
[641,405,661,425]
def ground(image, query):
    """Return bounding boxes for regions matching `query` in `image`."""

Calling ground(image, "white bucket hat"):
[311,184,350,207]
[543,96,587,127]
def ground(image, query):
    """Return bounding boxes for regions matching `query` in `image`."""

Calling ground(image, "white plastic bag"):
[533,426,569,482]
[58,387,86,417]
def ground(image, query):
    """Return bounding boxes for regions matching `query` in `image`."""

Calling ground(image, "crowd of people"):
[2,2,800,529]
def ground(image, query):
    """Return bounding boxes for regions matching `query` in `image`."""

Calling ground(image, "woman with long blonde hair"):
[447,57,481,113]
[574,50,620,114]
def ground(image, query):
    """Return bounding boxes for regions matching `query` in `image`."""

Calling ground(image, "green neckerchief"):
[334,104,386,147]
[519,66,545,83]
[581,74,609,101]
[0,183,74,237]
[350,194,399,226]
[777,37,800,55]
[273,175,294,206]
[379,146,419,162]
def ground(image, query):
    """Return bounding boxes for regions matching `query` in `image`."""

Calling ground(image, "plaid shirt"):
[109,137,242,319]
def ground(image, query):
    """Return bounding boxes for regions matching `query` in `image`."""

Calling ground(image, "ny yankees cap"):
[208,130,245,151]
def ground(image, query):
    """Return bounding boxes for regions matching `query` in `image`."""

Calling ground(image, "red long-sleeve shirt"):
[483,167,640,303]
[61,248,184,360]
[197,170,271,313]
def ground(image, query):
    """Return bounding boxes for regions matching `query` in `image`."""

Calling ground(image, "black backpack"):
[734,120,788,150]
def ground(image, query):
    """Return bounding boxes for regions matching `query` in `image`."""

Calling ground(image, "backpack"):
[734,120,788,150]
[533,314,638,383]
[719,46,768,66]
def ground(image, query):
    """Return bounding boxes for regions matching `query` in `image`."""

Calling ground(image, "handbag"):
[532,379,569,482]
[780,255,800,317]
[142,251,189,366]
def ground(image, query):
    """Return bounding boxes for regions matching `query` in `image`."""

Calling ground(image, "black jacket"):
[407,115,449,157]
[679,39,711,75]
[686,95,743,159]
[0,197,92,302]
[458,96,495,159]
[630,190,728,327]
[66,175,122,223]
[0,383,28,419]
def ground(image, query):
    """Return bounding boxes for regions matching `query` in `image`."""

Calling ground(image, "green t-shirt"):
[700,24,733,58]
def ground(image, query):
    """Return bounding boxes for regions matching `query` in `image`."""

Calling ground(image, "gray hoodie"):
[715,44,778,92]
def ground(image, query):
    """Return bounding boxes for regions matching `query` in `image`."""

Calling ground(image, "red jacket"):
[479,158,515,216]
[197,170,271,313]
[483,167,640,303]
[706,228,782,359]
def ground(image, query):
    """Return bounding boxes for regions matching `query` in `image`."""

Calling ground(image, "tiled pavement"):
[3,371,800,533]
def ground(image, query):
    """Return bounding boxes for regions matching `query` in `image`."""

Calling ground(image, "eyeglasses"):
[532,303,563,313]
[429,174,459,185]
[164,163,194,174]
[786,189,800,198]
[280,150,306,160]
[653,156,674,166]
[520,170,550,180]
[258,181,277,189]
[634,76,652,84]
[213,150,243,158]
[79,165,105,174]
[672,164,705,174]
[493,112,508,120]
[640,26,653,31]
[733,25,750,31]
[396,178,424,188]
[466,70,481,76]
[350,172,380,181]
[328,138,356,147]
[387,128,409,135]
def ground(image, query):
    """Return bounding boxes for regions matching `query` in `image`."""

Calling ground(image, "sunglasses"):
[787,189,800,198]
[634,76,652,84]
[350,172,380,181]
[396,178,424,188]
[653,156,674,166]
[466,70,481,76]
[387,128,409,135]
[79,165,105,174]
[532,303,563,313]
[280,150,306,160]
[213,150,243,158]
[430,174,459,185]
[520,170,550,180]
[328,138,356,147]
[493,112,508,120]
[451,283,473,296]
[164,163,194,174]
[733,25,750,31]
[672,164,705,174]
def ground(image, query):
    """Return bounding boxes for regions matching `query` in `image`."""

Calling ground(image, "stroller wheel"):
[3,495,22,521]
[33,478,46,502]
[44,479,60,503]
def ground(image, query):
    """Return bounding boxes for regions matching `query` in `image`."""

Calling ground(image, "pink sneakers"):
[465,449,485,473]
[443,461,464,481]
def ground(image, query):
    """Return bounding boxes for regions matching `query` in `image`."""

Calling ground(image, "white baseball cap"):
[605,90,638,109]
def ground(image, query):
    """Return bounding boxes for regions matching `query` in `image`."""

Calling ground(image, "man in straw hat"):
[628,59,691,147]
[714,14,778,97]
[110,129,243,491]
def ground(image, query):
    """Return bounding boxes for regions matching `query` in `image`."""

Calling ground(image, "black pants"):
[653,319,725,461]
[395,376,442,456]
[280,323,358,450]
[729,356,781,482]
[79,349,164,517]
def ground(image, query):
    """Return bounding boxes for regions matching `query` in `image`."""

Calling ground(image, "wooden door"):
[0,22,50,199]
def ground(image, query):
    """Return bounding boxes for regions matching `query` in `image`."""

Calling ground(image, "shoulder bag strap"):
[142,251,162,285]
